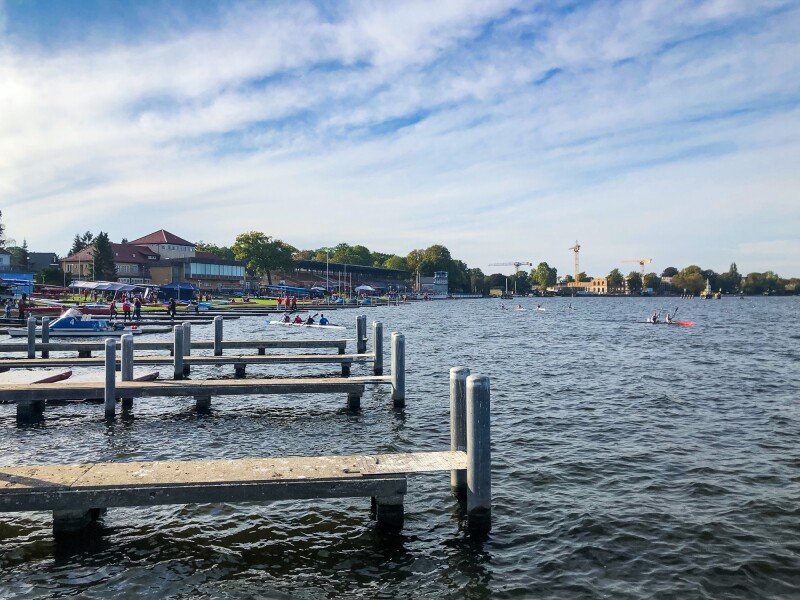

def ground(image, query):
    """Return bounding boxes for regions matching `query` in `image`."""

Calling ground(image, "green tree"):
[576,271,587,282]
[196,240,235,261]
[406,249,424,277]
[37,265,65,286]
[672,265,705,295]
[8,240,30,270]
[661,266,678,278]
[643,272,661,292]
[563,274,574,283]
[533,262,557,294]
[69,231,94,256]
[383,255,407,271]
[232,231,296,286]
[607,268,624,292]
[90,232,117,281]
[468,268,486,294]
[626,271,642,294]
[718,262,741,294]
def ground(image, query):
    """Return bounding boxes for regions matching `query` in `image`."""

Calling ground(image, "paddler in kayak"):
[319,314,329,326]
[305,315,315,325]
[282,312,291,323]
[665,312,673,324]
[293,315,303,324]
[648,311,659,324]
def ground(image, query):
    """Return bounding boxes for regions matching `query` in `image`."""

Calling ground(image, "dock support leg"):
[372,321,383,375]
[78,350,92,358]
[234,363,246,378]
[121,334,134,409]
[53,509,93,534]
[16,400,44,424]
[41,317,50,358]
[104,339,116,419]
[341,362,351,377]
[450,367,470,499]
[173,326,184,380]
[391,333,405,407]
[258,347,265,355]
[195,395,211,412]
[347,391,361,410]
[372,494,404,532]
[356,315,367,354]
[467,374,491,532]
[214,315,223,356]
[182,322,191,376]
[27,317,36,358]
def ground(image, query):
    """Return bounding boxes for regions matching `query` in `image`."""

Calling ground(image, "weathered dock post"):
[391,332,405,407]
[372,321,383,375]
[214,315,223,356]
[182,321,191,375]
[357,315,367,354]
[121,334,134,409]
[450,367,470,498]
[27,317,36,358]
[173,325,184,380]
[104,338,116,419]
[41,317,50,358]
[467,374,491,531]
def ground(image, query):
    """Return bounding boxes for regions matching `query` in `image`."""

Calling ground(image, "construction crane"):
[568,241,580,282]
[623,258,653,281]
[488,261,532,296]
[488,261,532,273]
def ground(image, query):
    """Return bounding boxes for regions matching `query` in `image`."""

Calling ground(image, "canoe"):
[268,320,346,330]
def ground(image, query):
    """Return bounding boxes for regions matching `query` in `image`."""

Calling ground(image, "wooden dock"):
[0,371,490,534]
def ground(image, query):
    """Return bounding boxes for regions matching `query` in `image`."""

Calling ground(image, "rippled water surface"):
[1,297,799,598]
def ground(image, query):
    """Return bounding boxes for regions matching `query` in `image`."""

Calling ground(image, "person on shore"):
[293,315,303,324]
[4,301,11,319]
[319,314,329,326]
[277,296,283,310]
[18,294,27,321]
[122,299,131,322]
[291,295,297,311]
[133,296,142,320]
[168,298,177,319]
[109,299,118,320]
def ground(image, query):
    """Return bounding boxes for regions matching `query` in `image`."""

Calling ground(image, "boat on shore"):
[6,308,143,337]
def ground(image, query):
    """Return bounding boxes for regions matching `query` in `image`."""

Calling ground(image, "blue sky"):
[1,0,798,277]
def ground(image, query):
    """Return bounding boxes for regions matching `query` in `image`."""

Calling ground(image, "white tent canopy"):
[355,285,376,292]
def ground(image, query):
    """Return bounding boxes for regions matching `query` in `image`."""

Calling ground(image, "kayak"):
[536,307,546,311]
[268,321,346,330]
[646,320,694,326]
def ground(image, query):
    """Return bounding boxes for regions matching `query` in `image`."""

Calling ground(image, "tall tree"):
[232,231,296,285]
[90,232,117,281]
[626,271,643,294]
[69,231,95,256]
[661,266,678,278]
[468,268,485,294]
[533,262,557,293]
[643,272,661,291]
[672,265,705,295]
[607,268,624,292]
[8,240,30,270]
[718,262,741,294]
[383,255,407,271]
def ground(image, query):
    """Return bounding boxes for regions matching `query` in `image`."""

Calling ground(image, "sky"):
[1,0,798,278]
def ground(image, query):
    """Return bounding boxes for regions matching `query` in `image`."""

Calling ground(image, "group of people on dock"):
[277,296,298,311]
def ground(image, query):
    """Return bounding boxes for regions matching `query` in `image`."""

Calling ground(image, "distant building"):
[127,229,195,260]
[566,277,608,294]
[62,243,158,283]
[28,252,60,273]
[419,271,449,295]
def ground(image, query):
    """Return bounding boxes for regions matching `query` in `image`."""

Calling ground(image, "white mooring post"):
[121,334,134,409]
[356,315,367,354]
[41,317,50,358]
[182,321,191,375]
[173,325,184,380]
[214,315,223,356]
[467,374,491,531]
[450,367,470,498]
[390,332,405,407]
[27,316,36,358]
[104,338,116,419]
[372,321,383,375]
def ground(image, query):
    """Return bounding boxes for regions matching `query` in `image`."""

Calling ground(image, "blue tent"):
[162,282,198,301]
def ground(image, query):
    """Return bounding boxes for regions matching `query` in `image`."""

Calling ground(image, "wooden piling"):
[214,316,223,356]
[182,322,191,376]
[173,325,184,380]
[466,374,491,531]
[372,321,383,375]
[450,367,470,498]
[356,315,367,354]
[373,493,404,531]
[104,339,116,419]
[41,317,50,358]
[391,332,405,407]
[27,317,36,359]
[121,334,134,409]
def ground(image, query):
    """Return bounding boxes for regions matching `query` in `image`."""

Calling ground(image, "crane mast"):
[568,241,580,282]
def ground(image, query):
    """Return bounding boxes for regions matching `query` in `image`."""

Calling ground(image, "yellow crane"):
[623,258,653,281]
[568,241,581,282]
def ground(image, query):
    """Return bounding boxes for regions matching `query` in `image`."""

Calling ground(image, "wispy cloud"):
[1,0,798,276]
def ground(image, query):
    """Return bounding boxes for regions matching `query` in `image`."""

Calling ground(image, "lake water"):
[1,297,798,598]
